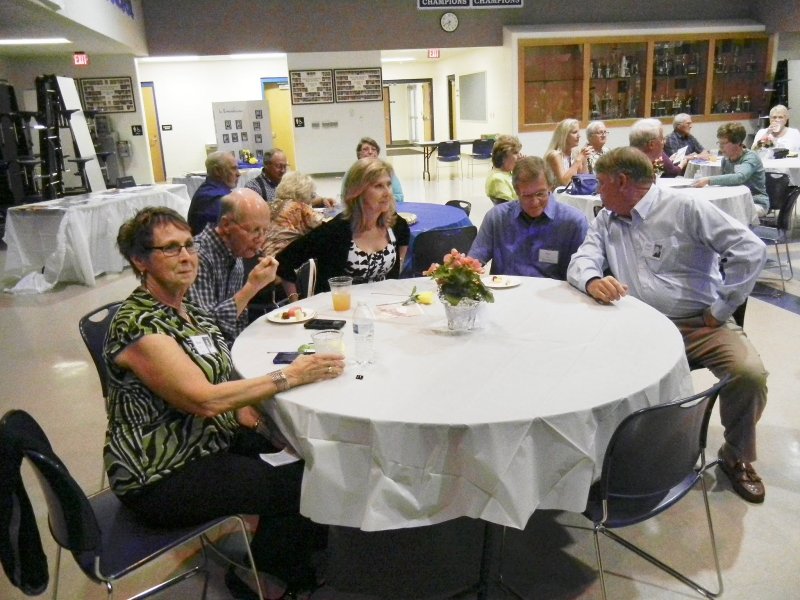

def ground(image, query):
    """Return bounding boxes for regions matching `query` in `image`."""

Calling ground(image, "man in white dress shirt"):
[567,147,769,503]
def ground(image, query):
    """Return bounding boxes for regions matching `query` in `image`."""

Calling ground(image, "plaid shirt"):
[187,225,246,343]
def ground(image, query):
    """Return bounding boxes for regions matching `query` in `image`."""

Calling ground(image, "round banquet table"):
[685,156,800,186]
[233,277,692,533]
[558,176,756,226]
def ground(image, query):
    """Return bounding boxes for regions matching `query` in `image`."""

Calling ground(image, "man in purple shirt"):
[187,151,240,235]
[469,156,588,280]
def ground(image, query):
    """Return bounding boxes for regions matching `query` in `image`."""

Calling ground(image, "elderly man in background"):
[752,104,800,152]
[470,156,588,280]
[188,188,278,343]
[568,147,768,504]
[584,120,610,173]
[693,122,769,217]
[246,148,289,205]
[664,113,710,161]
[629,118,683,177]
[187,151,239,235]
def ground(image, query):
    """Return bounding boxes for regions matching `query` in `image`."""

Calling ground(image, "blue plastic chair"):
[466,138,494,177]
[435,141,462,179]
[581,377,729,599]
[0,409,263,600]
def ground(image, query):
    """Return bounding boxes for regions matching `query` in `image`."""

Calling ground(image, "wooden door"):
[140,83,165,182]
[383,86,392,143]
[263,83,296,170]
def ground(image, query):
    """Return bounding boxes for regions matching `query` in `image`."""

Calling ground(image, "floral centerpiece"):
[424,250,494,331]
[652,156,665,178]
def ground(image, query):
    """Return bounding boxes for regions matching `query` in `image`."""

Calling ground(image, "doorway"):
[447,74,456,141]
[261,78,297,170]
[140,82,166,182]
[383,79,433,145]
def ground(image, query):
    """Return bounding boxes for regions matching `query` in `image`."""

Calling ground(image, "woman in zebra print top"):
[104,206,343,594]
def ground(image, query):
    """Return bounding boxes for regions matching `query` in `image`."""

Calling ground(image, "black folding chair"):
[580,378,729,599]
[0,409,263,600]
[78,302,122,489]
[408,226,477,277]
[445,200,472,216]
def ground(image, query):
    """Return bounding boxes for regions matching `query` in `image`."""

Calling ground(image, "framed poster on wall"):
[78,76,136,113]
[334,68,383,102]
[289,69,334,105]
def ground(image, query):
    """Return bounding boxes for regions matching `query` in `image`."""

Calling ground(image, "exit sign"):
[428,48,440,59]
[73,52,89,66]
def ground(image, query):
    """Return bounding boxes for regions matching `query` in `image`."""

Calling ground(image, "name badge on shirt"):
[189,334,217,355]
[643,242,664,260]
[539,249,559,264]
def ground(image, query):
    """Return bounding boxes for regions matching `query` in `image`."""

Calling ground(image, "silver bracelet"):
[270,369,290,392]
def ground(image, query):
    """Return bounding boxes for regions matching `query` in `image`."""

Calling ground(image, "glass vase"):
[440,295,481,332]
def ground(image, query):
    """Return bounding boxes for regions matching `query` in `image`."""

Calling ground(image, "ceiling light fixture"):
[381,57,415,63]
[0,38,71,45]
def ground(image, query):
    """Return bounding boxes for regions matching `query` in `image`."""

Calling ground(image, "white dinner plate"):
[482,275,520,289]
[265,307,317,324]
[398,212,418,225]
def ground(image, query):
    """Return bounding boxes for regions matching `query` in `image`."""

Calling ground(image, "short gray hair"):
[672,113,691,129]
[586,121,606,136]
[629,118,663,149]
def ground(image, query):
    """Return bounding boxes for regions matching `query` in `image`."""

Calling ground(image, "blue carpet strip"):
[752,282,800,316]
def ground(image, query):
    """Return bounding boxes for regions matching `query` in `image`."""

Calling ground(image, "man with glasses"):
[187,151,240,235]
[188,188,278,342]
[693,122,769,217]
[246,148,288,205]
[664,113,709,161]
[469,156,588,280]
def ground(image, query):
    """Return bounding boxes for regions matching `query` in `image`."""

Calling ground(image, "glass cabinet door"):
[589,42,646,121]
[521,43,583,127]
[710,37,768,116]
[651,41,709,117]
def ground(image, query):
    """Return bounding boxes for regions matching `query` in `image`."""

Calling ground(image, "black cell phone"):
[303,318,346,330]
[273,352,300,364]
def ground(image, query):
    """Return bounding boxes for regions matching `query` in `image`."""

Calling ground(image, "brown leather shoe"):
[718,450,765,503]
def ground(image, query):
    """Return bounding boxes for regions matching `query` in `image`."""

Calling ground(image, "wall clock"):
[440,12,459,33]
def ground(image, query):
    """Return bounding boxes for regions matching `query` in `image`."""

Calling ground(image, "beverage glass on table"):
[311,329,344,355]
[328,276,352,311]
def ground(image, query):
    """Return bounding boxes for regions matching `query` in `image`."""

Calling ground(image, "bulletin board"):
[459,71,487,121]
[78,77,136,113]
[289,69,334,105]
[334,68,383,103]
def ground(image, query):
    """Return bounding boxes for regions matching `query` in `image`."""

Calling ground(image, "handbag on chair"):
[565,173,599,195]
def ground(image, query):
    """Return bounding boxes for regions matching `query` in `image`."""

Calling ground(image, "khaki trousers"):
[672,315,768,463]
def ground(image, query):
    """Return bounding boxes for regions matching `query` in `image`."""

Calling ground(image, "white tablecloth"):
[558,177,755,226]
[3,184,190,292]
[685,156,800,186]
[232,277,692,531]
[171,168,263,200]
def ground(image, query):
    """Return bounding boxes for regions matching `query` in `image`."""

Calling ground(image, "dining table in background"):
[557,176,756,226]
[2,183,190,293]
[396,201,473,276]
[685,155,800,186]
[171,166,263,199]
[413,139,475,180]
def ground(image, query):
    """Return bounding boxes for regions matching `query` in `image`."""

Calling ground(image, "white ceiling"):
[0,0,134,57]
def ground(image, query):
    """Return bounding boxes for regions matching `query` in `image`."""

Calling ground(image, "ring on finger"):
[327,366,333,374]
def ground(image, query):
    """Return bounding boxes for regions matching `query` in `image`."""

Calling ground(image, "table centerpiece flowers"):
[424,249,494,331]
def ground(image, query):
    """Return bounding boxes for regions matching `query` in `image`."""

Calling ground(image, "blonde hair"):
[342,158,397,232]
[274,171,316,210]
[547,119,580,154]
